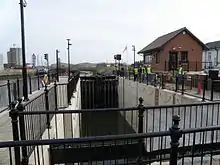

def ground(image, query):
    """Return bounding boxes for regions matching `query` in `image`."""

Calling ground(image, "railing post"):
[161,74,165,89]
[146,73,149,85]
[45,85,51,128]
[210,79,214,101]
[202,76,207,101]
[169,115,182,165]
[67,79,71,105]
[54,81,58,110]
[17,98,28,165]
[165,60,167,71]
[29,76,32,94]
[154,74,157,87]
[137,97,144,165]
[7,80,12,108]
[17,78,20,98]
[138,97,144,133]
[196,61,198,71]
[175,76,178,92]
[9,101,21,165]
[37,72,40,90]
[13,82,17,101]
[181,75,184,95]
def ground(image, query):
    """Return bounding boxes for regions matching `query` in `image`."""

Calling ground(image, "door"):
[169,52,178,71]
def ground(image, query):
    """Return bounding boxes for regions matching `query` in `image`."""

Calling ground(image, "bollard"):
[9,101,21,165]
[169,115,182,165]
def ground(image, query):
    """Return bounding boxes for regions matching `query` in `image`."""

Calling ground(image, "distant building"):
[7,47,22,66]
[202,41,220,69]
[0,54,3,70]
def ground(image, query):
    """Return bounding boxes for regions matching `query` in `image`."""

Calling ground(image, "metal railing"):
[6,95,220,164]
[0,76,42,111]
[164,61,214,71]
[121,69,220,102]
[2,111,220,165]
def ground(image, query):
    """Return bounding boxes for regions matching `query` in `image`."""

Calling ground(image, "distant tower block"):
[32,53,36,68]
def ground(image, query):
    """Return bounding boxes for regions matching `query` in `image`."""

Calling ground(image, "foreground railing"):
[2,114,220,165]
[6,97,220,164]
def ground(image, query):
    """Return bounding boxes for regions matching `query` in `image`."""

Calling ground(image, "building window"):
[155,53,160,64]
[144,54,152,63]
[180,51,188,62]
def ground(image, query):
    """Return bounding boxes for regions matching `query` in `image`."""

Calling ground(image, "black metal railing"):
[7,96,220,164]
[121,69,220,102]
[2,112,220,165]
[164,61,214,71]
[0,75,43,111]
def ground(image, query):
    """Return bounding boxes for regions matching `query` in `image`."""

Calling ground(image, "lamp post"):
[19,0,28,101]
[56,49,60,82]
[67,39,72,80]
[132,45,136,66]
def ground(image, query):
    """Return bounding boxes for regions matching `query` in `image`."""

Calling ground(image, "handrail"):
[1,124,220,148]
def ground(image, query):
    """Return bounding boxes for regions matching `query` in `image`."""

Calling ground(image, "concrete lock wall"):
[28,79,81,165]
[118,78,220,153]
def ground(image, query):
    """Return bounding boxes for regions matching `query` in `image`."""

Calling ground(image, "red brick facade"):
[143,32,203,72]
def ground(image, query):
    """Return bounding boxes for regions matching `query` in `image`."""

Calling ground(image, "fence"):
[164,61,213,71]
[3,105,220,164]
[6,94,220,164]
[0,76,42,111]
[122,69,220,102]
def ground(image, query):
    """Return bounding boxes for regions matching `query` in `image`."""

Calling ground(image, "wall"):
[28,79,81,165]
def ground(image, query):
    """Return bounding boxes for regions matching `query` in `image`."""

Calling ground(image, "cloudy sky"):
[1,0,220,65]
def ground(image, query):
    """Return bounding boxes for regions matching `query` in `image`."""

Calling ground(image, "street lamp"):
[67,39,72,80]
[132,45,136,66]
[19,0,28,101]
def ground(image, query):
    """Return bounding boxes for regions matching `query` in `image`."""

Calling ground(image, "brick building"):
[138,27,207,72]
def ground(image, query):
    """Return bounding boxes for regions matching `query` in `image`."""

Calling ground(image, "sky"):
[1,0,220,65]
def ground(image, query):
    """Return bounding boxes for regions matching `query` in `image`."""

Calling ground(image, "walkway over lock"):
[1,73,220,165]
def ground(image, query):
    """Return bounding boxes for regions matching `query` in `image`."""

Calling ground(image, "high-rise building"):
[0,54,3,70]
[32,53,36,68]
[7,47,22,66]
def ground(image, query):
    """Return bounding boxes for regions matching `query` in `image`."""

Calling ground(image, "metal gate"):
[80,76,119,109]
